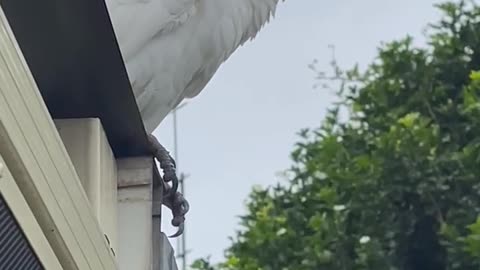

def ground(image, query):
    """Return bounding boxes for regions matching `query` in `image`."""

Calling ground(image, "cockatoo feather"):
[105,0,281,132]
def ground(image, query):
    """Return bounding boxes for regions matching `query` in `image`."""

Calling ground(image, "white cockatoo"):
[105,0,282,236]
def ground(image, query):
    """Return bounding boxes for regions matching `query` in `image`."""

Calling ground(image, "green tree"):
[192,1,480,269]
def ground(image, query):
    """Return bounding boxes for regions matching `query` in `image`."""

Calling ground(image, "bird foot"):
[148,134,178,195]
[163,185,189,238]
[148,134,189,238]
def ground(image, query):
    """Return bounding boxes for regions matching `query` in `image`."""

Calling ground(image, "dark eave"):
[0,0,150,158]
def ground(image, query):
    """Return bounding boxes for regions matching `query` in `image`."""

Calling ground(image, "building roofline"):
[0,0,150,158]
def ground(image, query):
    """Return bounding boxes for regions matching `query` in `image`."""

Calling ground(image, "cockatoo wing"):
[105,0,198,132]
[106,0,280,133]
[105,0,197,61]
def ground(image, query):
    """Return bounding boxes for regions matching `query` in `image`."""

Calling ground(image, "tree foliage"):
[193,1,480,269]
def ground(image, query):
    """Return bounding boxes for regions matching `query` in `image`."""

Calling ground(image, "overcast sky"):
[154,0,444,265]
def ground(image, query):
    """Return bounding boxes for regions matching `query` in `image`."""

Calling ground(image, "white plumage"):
[105,0,281,133]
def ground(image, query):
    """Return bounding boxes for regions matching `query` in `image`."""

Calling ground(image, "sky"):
[154,0,444,266]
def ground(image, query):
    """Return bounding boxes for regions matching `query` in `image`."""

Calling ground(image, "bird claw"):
[169,223,184,238]
[148,134,189,237]
[164,188,189,238]
[148,134,179,196]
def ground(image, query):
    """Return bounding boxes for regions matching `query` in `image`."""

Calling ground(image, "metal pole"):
[179,174,186,270]
[172,104,187,270]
